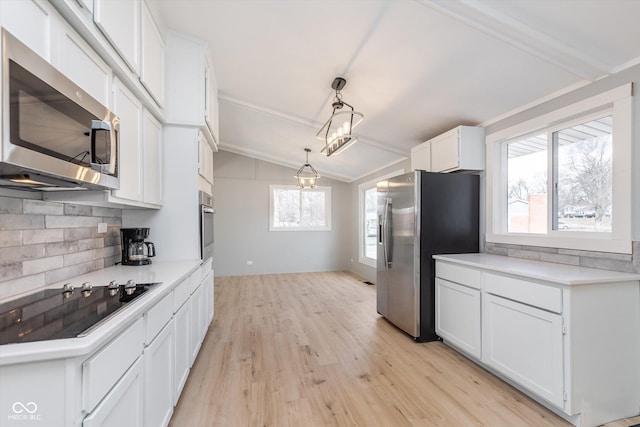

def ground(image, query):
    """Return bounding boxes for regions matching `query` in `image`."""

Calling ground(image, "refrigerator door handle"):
[382,198,392,267]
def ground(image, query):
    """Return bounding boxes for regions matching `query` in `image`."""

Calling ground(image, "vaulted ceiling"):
[150,0,640,182]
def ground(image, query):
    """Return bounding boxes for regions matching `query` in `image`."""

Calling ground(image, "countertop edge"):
[0,259,203,366]
[433,253,640,285]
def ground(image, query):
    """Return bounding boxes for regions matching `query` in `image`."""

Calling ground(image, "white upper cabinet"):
[140,0,164,106]
[198,131,214,186]
[0,0,54,61]
[143,110,163,205]
[52,18,112,107]
[165,31,219,149]
[112,78,144,203]
[410,141,431,172]
[429,125,485,172]
[94,0,140,75]
[204,55,220,145]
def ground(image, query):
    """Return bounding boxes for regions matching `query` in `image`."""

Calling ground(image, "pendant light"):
[316,77,364,156]
[295,148,321,189]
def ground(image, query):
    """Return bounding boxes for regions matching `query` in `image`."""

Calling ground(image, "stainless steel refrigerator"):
[377,170,479,341]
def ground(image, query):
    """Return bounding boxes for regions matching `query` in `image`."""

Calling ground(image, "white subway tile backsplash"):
[23,256,64,275]
[0,245,45,266]
[64,227,94,241]
[45,260,103,285]
[486,241,640,274]
[0,197,23,214]
[539,252,579,266]
[0,230,22,248]
[64,250,97,266]
[45,241,80,257]
[0,214,45,230]
[0,195,123,299]
[22,229,64,245]
[23,199,64,215]
[92,207,121,218]
[0,263,22,282]
[64,204,93,216]
[45,215,101,229]
[0,274,46,299]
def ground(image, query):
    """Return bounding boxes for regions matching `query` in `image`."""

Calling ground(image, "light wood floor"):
[169,271,640,427]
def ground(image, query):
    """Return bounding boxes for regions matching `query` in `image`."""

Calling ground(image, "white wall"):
[211,150,351,276]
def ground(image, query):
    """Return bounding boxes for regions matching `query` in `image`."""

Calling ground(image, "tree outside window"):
[505,115,613,234]
[270,185,331,231]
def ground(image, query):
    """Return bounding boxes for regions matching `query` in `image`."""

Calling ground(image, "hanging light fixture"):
[294,148,321,189]
[317,77,364,156]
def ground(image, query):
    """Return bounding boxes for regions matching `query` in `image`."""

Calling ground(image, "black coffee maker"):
[121,228,156,266]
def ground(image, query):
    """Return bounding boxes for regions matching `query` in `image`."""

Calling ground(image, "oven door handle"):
[202,207,215,214]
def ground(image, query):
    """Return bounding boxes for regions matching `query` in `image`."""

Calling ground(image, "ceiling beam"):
[216,143,356,183]
[418,0,610,81]
[219,94,411,157]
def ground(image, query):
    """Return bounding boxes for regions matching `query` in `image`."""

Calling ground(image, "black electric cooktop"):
[0,282,160,345]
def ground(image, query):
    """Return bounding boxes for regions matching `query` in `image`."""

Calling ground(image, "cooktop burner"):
[0,281,161,345]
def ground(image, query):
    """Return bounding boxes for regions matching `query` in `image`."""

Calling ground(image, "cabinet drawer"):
[83,317,144,412]
[484,273,562,313]
[436,262,481,290]
[173,277,191,312]
[145,291,173,345]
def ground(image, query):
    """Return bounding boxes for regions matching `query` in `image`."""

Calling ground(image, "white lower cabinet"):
[173,299,191,405]
[189,281,204,366]
[205,270,215,325]
[144,321,174,427]
[434,255,640,427]
[435,278,481,359]
[483,293,564,408]
[83,357,144,427]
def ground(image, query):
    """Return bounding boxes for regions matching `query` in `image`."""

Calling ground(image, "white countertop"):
[433,253,640,285]
[0,260,202,366]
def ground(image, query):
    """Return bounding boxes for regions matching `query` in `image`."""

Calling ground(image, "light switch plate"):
[97,222,107,233]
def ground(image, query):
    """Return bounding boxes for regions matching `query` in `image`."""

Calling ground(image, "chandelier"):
[316,77,364,156]
[294,148,320,189]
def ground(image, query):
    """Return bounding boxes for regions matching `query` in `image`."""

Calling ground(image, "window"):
[269,185,331,231]
[358,169,404,266]
[487,84,632,254]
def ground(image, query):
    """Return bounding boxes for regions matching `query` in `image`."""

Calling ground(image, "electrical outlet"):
[97,222,107,233]
[246,260,253,265]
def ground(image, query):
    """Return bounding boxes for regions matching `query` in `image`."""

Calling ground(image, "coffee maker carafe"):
[121,228,156,265]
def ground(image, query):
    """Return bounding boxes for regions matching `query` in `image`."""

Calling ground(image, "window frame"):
[268,184,332,231]
[358,169,404,267]
[486,83,633,254]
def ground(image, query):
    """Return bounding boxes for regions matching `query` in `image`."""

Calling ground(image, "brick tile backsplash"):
[486,241,640,273]
[0,198,122,299]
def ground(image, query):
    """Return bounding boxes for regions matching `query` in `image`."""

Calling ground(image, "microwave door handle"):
[90,120,115,174]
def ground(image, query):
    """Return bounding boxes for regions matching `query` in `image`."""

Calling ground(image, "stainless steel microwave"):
[0,29,119,190]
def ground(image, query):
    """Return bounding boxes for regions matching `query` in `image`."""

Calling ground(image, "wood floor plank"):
[169,271,637,427]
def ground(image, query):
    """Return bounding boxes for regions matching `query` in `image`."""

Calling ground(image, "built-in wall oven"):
[0,29,119,190]
[200,191,215,261]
